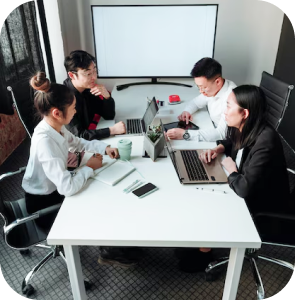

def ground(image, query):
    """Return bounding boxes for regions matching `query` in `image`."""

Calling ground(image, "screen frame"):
[91,4,219,79]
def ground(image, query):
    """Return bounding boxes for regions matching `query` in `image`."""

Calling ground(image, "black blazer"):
[218,125,290,214]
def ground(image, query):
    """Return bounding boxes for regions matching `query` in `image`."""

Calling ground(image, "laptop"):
[160,120,228,184]
[116,98,159,135]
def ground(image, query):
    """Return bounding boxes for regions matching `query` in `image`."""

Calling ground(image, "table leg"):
[64,245,87,300]
[222,247,245,300]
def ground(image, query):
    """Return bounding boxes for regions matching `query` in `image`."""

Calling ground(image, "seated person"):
[64,50,126,140]
[167,57,236,142]
[176,85,291,273]
[22,72,119,233]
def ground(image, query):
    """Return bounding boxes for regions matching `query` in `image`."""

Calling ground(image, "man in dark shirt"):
[64,50,125,140]
[64,51,143,267]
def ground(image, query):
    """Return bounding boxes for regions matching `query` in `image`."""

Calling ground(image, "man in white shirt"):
[167,57,236,142]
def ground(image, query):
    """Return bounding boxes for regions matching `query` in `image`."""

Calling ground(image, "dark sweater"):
[63,78,115,140]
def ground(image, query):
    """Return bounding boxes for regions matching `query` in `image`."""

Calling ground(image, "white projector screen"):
[92,5,218,78]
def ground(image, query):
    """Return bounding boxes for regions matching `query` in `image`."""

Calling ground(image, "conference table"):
[47,81,261,300]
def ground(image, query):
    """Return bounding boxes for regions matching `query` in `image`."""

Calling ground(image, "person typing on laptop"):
[64,51,143,267]
[175,85,291,273]
[64,50,126,140]
[167,57,236,142]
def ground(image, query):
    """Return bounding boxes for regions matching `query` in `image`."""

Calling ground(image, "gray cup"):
[117,139,132,161]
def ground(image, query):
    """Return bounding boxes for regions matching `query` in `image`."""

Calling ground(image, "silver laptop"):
[160,120,228,184]
[116,98,158,135]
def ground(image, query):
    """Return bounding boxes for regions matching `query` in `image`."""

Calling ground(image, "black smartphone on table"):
[163,120,199,131]
[132,183,158,198]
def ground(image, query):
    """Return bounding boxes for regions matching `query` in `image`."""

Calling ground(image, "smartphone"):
[132,183,158,198]
[163,121,199,131]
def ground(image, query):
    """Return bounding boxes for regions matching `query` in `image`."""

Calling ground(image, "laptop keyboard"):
[181,150,209,181]
[127,119,142,134]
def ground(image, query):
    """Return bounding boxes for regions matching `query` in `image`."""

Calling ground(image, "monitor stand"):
[116,77,192,91]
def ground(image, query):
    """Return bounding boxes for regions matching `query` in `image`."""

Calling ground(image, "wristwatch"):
[183,130,190,141]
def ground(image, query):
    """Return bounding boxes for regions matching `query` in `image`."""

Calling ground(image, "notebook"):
[160,120,227,184]
[115,98,158,135]
[92,157,135,186]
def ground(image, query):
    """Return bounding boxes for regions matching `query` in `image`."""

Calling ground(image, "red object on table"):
[169,95,180,103]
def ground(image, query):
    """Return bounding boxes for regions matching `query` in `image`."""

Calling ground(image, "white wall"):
[55,0,284,89]
[43,0,67,83]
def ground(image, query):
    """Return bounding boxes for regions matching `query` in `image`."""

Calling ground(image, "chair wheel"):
[20,249,30,256]
[22,284,35,297]
[84,280,92,290]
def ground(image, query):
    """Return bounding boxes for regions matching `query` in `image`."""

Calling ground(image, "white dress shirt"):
[184,79,237,142]
[22,119,108,197]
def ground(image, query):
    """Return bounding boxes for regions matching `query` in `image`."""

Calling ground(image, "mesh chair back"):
[259,71,294,129]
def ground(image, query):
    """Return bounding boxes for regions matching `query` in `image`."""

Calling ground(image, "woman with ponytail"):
[22,72,119,232]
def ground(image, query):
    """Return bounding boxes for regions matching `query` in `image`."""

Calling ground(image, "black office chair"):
[259,71,294,129]
[0,168,91,297]
[205,139,295,300]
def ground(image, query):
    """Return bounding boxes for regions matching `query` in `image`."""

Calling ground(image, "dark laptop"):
[116,98,158,135]
[160,120,228,184]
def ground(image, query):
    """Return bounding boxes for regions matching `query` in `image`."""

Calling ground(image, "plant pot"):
[143,132,165,162]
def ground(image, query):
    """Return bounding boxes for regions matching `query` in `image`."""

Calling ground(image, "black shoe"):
[98,247,143,268]
[177,250,213,273]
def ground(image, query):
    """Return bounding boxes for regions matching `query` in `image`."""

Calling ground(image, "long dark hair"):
[227,85,268,149]
[30,72,75,117]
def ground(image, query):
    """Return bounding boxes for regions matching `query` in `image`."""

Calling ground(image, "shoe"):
[98,247,143,268]
[177,249,213,273]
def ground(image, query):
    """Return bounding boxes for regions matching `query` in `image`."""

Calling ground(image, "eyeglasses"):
[195,76,221,92]
[71,67,98,78]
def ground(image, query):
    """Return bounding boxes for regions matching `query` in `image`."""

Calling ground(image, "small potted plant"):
[144,124,165,161]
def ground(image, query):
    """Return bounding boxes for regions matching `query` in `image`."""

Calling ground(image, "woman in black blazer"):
[200,85,290,214]
[177,85,290,273]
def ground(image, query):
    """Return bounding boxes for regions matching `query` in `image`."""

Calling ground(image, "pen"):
[196,187,226,195]
[123,179,140,193]
[127,181,145,193]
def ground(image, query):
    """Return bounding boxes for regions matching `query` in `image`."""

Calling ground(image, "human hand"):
[199,149,218,164]
[109,121,126,135]
[166,128,185,140]
[105,146,119,159]
[86,153,103,170]
[90,84,110,99]
[221,157,238,174]
[178,111,193,124]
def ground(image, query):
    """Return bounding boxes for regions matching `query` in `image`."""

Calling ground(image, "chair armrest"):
[0,167,26,181]
[3,203,62,235]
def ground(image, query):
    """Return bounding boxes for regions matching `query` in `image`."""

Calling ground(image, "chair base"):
[205,249,294,300]
[21,245,92,298]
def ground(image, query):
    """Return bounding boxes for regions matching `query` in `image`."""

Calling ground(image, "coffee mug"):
[117,139,132,161]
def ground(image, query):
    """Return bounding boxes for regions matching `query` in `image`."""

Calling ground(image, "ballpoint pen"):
[196,187,227,195]
[123,179,141,193]
[127,181,145,193]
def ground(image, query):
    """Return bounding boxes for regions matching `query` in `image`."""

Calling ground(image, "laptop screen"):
[142,99,158,132]
[160,120,177,169]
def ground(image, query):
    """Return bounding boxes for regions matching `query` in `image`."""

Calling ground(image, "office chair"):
[7,80,40,138]
[0,167,91,297]
[205,166,295,300]
[259,71,294,130]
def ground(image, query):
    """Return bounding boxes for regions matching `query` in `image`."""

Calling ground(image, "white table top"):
[47,83,261,249]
